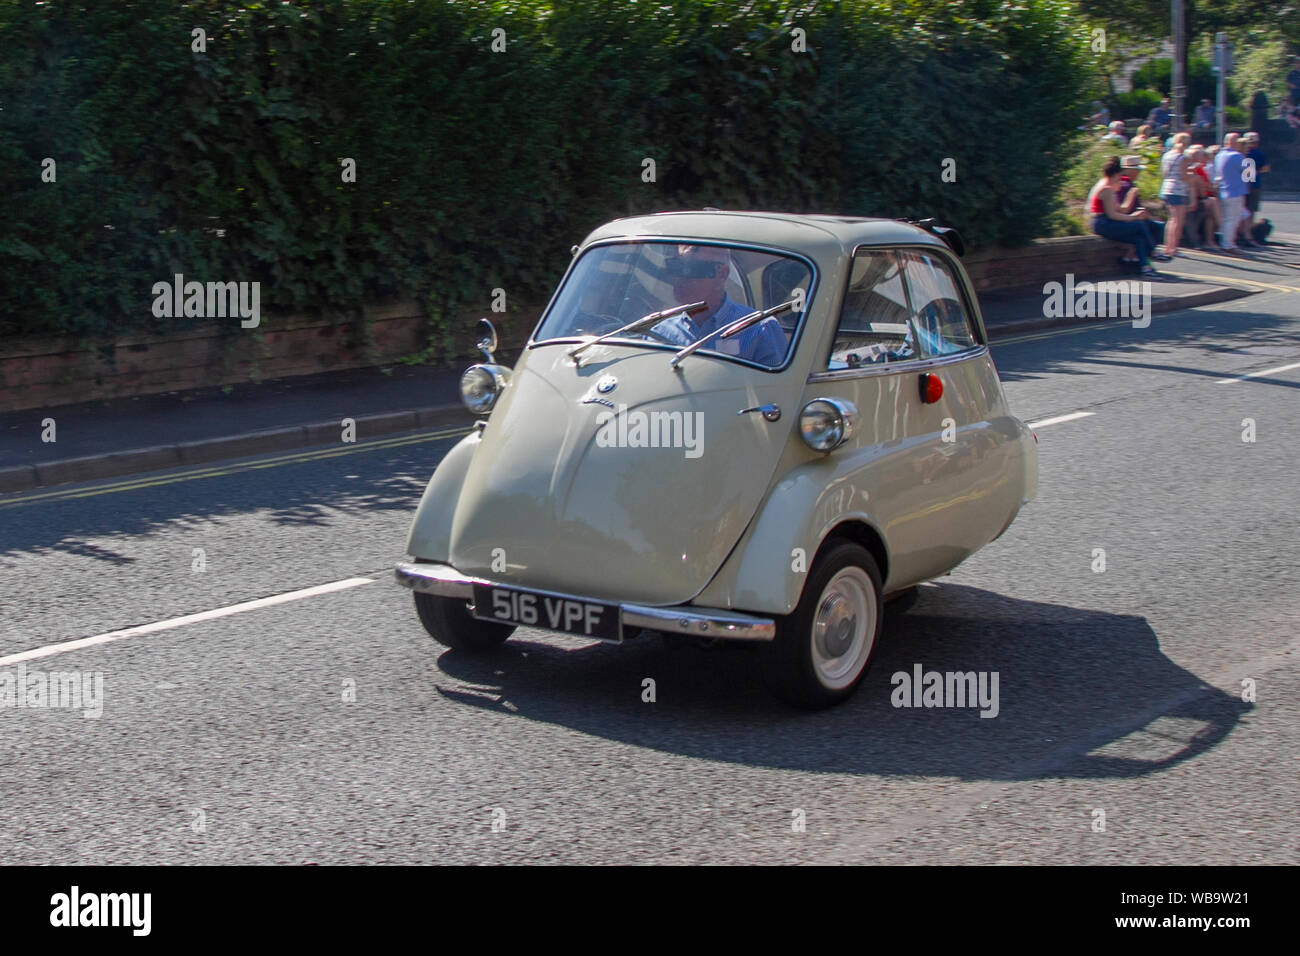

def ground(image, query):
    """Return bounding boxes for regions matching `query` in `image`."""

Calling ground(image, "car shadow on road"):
[432,581,1248,782]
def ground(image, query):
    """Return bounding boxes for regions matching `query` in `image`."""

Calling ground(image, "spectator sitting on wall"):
[1129,124,1156,147]
[1117,156,1168,258]
[1194,98,1215,128]
[1101,120,1128,145]
[1185,145,1222,251]
[1147,97,1172,134]
[1286,97,1300,131]
[1088,156,1159,277]
[1082,101,1110,130]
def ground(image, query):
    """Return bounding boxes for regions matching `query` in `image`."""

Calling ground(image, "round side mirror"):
[475,318,498,361]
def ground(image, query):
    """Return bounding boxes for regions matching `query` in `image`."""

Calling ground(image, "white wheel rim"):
[810,567,876,690]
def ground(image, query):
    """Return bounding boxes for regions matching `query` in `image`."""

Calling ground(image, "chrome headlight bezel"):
[459,363,511,416]
[799,397,858,452]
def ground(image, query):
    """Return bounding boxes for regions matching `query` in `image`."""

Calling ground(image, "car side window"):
[827,251,918,370]
[900,251,977,357]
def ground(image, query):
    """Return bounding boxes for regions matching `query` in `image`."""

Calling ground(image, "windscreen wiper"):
[670,298,797,369]
[567,301,707,362]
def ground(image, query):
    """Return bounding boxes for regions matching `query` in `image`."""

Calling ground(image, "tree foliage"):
[0,0,1096,343]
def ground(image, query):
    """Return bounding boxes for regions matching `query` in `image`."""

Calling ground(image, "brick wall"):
[0,303,428,413]
[0,236,1128,413]
[962,235,1128,294]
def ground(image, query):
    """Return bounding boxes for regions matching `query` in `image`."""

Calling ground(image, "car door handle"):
[738,403,781,422]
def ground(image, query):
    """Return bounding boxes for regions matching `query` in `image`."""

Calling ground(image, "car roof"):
[580,210,951,262]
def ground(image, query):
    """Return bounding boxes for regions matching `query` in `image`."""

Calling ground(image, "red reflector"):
[919,373,943,404]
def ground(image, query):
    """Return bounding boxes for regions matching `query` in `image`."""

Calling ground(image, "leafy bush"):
[1130,57,1237,107]
[1231,33,1291,106]
[0,0,1096,346]
[1057,133,1165,234]
[1115,89,1163,119]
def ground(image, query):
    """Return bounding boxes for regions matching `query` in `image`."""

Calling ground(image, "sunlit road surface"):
[2,254,1298,864]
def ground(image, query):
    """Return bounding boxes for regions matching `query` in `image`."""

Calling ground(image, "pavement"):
[2,234,1298,865]
[5,225,1298,493]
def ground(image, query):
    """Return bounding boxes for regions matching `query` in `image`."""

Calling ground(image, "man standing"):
[1241,131,1270,246]
[1214,133,1249,253]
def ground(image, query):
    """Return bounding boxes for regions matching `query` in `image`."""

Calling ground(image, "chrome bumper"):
[394,562,775,642]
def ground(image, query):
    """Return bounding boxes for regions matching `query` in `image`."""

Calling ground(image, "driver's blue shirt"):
[651,295,789,367]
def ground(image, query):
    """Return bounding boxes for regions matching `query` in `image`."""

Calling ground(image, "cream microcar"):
[396,211,1037,708]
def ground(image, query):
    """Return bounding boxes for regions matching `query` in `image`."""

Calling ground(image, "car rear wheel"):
[760,542,882,709]
[413,591,515,652]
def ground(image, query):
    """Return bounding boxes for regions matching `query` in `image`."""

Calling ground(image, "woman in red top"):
[1185,145,1221,251]
[1087,157,1158,276]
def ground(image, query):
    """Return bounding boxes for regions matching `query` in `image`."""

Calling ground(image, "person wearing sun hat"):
[1116,155,1168,259]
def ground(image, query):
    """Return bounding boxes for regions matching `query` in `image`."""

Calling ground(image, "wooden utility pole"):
[1171,0,1187,132]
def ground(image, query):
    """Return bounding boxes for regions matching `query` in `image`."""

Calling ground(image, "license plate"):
[471,584,621,641]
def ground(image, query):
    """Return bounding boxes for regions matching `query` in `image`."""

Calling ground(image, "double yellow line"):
[993,264,1300,346]
[0,425,472,509]
[1160,266,1300,294]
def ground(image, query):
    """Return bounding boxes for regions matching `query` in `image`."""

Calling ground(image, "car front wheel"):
[760,542,883,709]
[413,591,515,652]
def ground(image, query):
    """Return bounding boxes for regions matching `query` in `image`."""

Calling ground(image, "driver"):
[651,244,788,367]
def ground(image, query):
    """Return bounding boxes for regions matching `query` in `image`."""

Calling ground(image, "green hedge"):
[0,0,1095,345]
[1130,57,1238,109]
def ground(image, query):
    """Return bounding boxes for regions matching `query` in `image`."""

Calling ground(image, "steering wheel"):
[635,326,680,345]
[571,312,625,336]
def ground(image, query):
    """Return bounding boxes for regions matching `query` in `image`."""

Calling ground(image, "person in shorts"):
[1241,131,1270,246]
[1158,132,1196,258]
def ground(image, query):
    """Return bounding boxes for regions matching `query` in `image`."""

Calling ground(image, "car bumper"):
[394,562,776,642]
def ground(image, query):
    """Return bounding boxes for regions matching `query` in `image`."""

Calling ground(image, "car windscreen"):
[533,241,812,370]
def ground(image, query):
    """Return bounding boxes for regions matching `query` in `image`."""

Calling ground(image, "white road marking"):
[1213,360,1300,385]
[0,577,375,667]
[1025,411,1095,429]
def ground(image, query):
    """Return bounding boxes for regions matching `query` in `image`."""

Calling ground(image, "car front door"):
[803,246,1022,589]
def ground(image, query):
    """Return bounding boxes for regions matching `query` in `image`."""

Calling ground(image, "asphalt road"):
[2,245,1299,865]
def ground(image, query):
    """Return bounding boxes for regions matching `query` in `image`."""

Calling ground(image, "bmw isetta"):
[396,211,1037,708]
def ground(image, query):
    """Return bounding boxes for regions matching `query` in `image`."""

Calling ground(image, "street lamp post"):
[1213,32,1233,144]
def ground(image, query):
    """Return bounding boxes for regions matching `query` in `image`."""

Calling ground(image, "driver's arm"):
[746,318,789,367]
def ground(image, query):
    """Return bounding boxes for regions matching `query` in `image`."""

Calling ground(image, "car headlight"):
[799,398,858,452]
[460,364,510,415]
